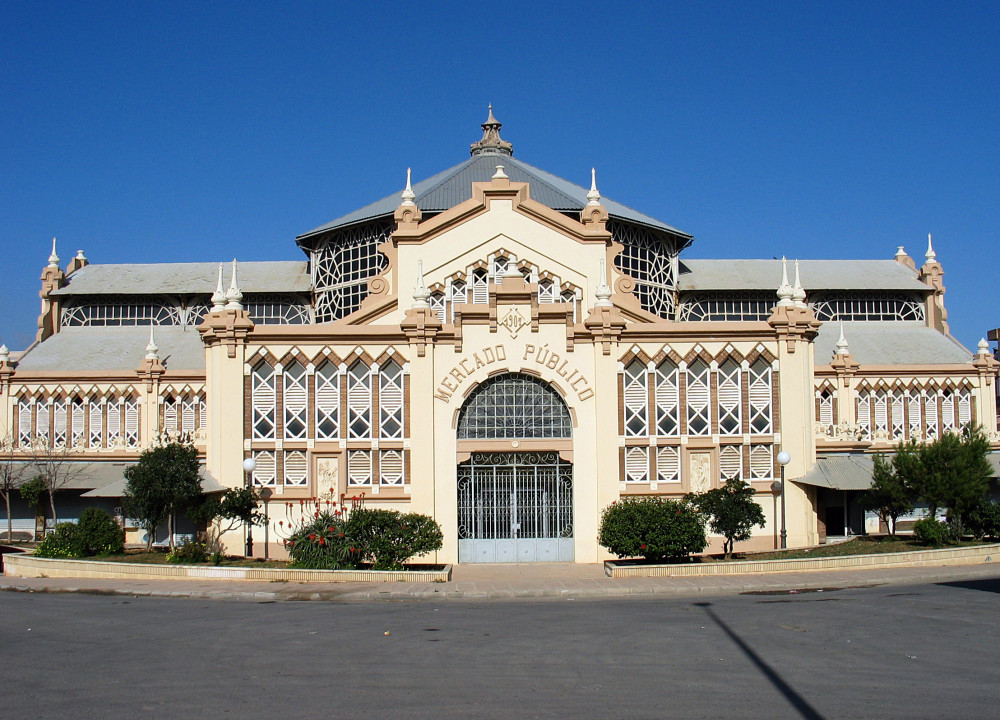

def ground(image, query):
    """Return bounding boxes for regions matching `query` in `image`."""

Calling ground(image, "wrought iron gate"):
[457,452,573,563]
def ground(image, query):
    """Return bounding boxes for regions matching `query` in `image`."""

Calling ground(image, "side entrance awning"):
[796,451,1000,492]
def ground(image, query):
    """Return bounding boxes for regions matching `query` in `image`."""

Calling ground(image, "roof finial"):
[412,259,430,310]
[492,164,508,180]
[48,238,60,268]
[225,258,244,310]
[211,264,227,310]
[470,104,513,157]
[0,345,9,364]
[925,232,936,262]
[978,338,990,356]
[792,259,807,309]
[776,257,794,307]
[145,327,160,360]
[895,246,906,258]
[595,259,613,307]
[400,168,416,206]
[587,167,602,206]
[835,322,850,355]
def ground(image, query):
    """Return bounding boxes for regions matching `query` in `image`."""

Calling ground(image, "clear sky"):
[2,1,998,352]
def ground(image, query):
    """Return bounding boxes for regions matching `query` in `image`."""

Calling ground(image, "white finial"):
[776,257,794,307]
[75,250,86,261]
[587,167,601,206]
[492,164,508,179]
[895,246,906,258]
[145,328,160,360]
[211,264,227,310]
[835,323,850,355]
[792,259,807,309]
[412,259,430,309]
[225,258,243,310]
[595,259,613,307]
[925,233,936,262]
[978,338,990,356]
[0,345,9,363]
[48,238,60,268]
[400,168,416,206]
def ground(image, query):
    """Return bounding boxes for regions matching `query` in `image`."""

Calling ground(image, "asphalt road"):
[1,578,997,719]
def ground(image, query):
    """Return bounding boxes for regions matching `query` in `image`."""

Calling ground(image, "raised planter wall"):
[605,543,1000,578]
[2,553,451,583]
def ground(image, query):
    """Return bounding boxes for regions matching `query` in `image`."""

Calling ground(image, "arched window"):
[458,373,571,440]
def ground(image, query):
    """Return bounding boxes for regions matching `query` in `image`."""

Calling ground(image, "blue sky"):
[2,1,998,351]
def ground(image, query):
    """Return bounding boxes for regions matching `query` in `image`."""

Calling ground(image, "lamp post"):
[776,451,791,550]
[259,487,272,560]
[242,457,256,557]
[769,480,781,549]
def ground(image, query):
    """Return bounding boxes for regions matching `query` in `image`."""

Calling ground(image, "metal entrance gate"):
[457,452,573,563]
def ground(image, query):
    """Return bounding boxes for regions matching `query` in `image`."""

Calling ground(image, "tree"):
[122,442,202,551]
[598,497,707,563]
[187,487,262,556]
[25,435,86,526]
[891,425,992,537]
[689,478,766,558]
[0,435,28,541]
[860,454,913,537]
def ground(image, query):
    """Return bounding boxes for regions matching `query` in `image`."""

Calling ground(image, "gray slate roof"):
[678,259,931,292]
[813,322,972,366]
[297,154,692,242]
[16,327,206,372]
[51,261,311,296]
[796,454,875,490]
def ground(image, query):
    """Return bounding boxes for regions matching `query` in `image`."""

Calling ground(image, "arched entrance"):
[456,373,573,563]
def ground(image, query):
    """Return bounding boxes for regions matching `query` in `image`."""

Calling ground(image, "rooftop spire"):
[48,238,60,268]
[595,259,613,307]
[470,104,513,157]
[835,323,850,355]
[400,168,416,206]
[225,259,243,311]
[792,259,807,309]
[211,264,227,310]
[925,232,936,262]
[145,327,160,360]
[587,168,601,206]
[776,257,794,307]
[412,259,430,309]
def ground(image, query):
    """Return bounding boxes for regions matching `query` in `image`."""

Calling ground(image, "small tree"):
[19,475,47,535]
[689,478,766,559]
[0,436,28,541]
[25,436,86,526]
[598,497,707,563]
[122,442,202,551]
[860,454,913,537]
[187,487,262,556]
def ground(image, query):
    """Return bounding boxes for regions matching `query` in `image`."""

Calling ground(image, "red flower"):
[309,534,316,540]
[319,538,326,545]
[314,512,319,518]
[640,544,647,550]
[328,526,335,532]
[339,533,344,538]
[349,547,355,553]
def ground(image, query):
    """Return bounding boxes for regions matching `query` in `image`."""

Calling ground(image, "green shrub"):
[287,512,358,570]
[345,509,444,570]
[77,508,124,556]
[166,540,208,564]
[34,522,86,558]
[598,497,707,563]
[964,499,1000,540]
[912,517,951,547]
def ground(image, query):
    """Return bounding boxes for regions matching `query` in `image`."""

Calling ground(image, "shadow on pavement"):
[937,577,1000,594]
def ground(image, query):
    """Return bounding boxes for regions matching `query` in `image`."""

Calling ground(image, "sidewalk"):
[2,560,998,603]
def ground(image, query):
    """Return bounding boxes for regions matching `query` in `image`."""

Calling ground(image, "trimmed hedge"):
[598,497,707,563]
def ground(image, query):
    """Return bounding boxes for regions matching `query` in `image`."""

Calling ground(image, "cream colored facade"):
[1,114,998,561]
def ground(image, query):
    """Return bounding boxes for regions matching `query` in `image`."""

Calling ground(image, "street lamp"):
[242,457,256,557]
[776,451,791,550]
[259,487,272,560]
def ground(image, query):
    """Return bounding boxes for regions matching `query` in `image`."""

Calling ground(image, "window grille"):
[750,445,773,479]
[873,390,889,436]
[89,401,103,447]
[379,449,404,485]
[748,360,773,434]
[107,399,122,447]
[183,300,211,325]
[181,396,196,436]
[720,445,742,481]
[17,400,32,446]
[123,397,139,447]
[70,398,85,447]
[654,360,680,436]
[941,389,956,433]
[810,292,925,322]
[538,279,557,304]
[315,362,340,439]
[857,391,871,440]
[891,390,905,439]
[61,296,183,326]
[686,360,712,436]
[906,389,922,440]
[625,446,649,483]
[283,362,308,440]
[924,392,939,439]
[957,388,972,427]
[36,402,50,442]
[283,451,308,486]
[347,361,372,439]
[818,389,834,430]
[656,446,681,483]
[52,399,67,447]
[490,256,510,284]
[622,360,648,437]
[246,294,311,325]
[347,449,372,486]
[457,373,572,440]
[471,269,489,304]
[164,397,178,435]
[609,220,679,319]
[677,292,775,322]
[430,292,446,323]
[379,360,404,439]
[717,360,742,435]
[312,219,393,323]
[198,395,206,430]
[251,361,277,440]
[252,451,277,486]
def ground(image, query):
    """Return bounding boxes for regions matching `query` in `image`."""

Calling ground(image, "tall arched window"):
[458,373,571,440]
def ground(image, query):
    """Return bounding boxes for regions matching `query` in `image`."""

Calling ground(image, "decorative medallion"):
[498,307,528,338]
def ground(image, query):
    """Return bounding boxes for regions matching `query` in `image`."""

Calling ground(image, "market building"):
[1,109,998,562]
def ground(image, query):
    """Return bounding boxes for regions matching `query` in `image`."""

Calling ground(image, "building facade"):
[2,110,998,561]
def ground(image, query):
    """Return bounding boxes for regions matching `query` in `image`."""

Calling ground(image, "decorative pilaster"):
[584,259,626,355]
[894,245,916,272]
[393,167,423,235]
[36,238,66,342]
[67,249,89,275]
[972,338,1000,438]
[768,258,820,352]
[919,233,949,334]
[400,259,442,357]
[580,168,609,231]
[199,260,255,358]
